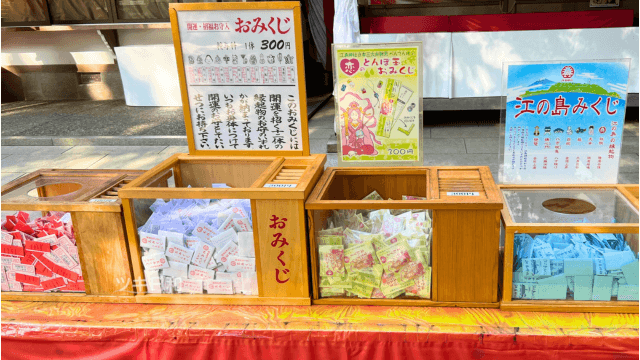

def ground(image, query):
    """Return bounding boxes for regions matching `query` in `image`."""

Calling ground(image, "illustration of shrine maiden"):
[339,92,382,156]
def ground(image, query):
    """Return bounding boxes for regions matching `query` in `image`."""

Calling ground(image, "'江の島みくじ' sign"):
[170,2,309,156]
[501,60,630,184]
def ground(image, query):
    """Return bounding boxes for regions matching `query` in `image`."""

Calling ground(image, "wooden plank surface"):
[72,212,134,296]
[254,198,309,299]
[433,209,500,303]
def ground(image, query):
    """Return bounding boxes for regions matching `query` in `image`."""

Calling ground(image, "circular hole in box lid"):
[542,198,596,215]
[26,182,83,199]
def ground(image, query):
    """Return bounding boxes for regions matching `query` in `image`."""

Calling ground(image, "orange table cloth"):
[2,301,638,360]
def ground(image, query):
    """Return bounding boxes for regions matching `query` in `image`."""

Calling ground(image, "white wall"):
[0,28,173,66]
[116,29,173,46]
[1,30,115,65]
[452,28,640,97]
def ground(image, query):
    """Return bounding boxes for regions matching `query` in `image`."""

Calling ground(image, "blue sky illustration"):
[506,62,630,101]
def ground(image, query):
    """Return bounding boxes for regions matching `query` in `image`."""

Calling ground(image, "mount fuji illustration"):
[528,78,555,91]
[520,78,621,99]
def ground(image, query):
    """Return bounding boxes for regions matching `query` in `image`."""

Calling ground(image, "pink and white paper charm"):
[162,263,188,279]
[165,242,194,264]
[12,263,36,275]
[139,232,166,251]
[185,236,201,250]
[187,265,215,281]
[204,279,234,295]
[217,215,236,233]
[210,228,237,250]
[141,253,169,271]
[216,272,242,294]
[177,278,203,294]
[192,221,217,242]
[52,247,78,269]
[144,269,162,294]
[158,230,184,246]
[215,241,239,266]
[237,232,255,258]
[232,218,252,233]
[191,241,214,268]
[227,256,256,272]
[241,272,258,295]
[1,232,13,245]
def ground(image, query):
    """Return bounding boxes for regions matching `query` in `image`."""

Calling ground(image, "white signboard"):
[175,8,304,152]
[500,60,630,184]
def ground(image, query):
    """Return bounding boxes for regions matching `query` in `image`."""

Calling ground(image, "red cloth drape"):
[361,10,634,34]
[3,324,638,360]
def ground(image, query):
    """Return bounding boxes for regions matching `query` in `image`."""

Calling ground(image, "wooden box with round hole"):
[500,184,639,313]
[1,169,169,303]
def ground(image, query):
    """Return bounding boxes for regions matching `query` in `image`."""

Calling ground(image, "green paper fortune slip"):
[376,240,414,274]
[343,241,378,274]
[319,245,346,278]
[350,281,375,299]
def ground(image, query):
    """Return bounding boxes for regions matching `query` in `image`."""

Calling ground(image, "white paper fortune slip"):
[140,232,166,251]
[204,279,234,295]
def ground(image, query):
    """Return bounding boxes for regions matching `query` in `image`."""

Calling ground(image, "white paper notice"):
[177,9,303,151]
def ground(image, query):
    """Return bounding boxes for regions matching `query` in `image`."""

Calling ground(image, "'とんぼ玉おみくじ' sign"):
[173,3,306,154]
[501,60,630,184]
[333,42,423,166]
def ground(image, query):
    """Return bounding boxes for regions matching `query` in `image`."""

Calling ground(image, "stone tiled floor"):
[1,98,638,185]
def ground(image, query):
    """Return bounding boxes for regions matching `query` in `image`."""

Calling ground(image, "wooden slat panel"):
[438,168,488,199]
[433,209,500,303]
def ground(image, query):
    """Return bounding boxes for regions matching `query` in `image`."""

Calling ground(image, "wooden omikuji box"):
[1,169,152,303]
[118,153,325,305]
[500,184,639,313]
[305,166,503,307]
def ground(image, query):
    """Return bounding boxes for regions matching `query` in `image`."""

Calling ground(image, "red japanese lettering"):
[572,97,588,114]
[268,215,287,229]
[271,233,289,248]
[235,18,250,33]
[551,95,570,116]
[275,268,290,283]
[252,17,268,33]
[590,96,602,115]
[536,99,550,115]
[514,97,534,119]
[606,97,618,115]
[277,17,291,34]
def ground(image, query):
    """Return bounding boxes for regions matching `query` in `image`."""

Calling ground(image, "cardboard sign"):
[333,42,423,166]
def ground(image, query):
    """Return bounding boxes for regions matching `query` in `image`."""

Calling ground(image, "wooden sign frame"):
[169,2,310,157]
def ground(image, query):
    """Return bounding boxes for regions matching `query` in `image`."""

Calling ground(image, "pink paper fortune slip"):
[1,212,84,293]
